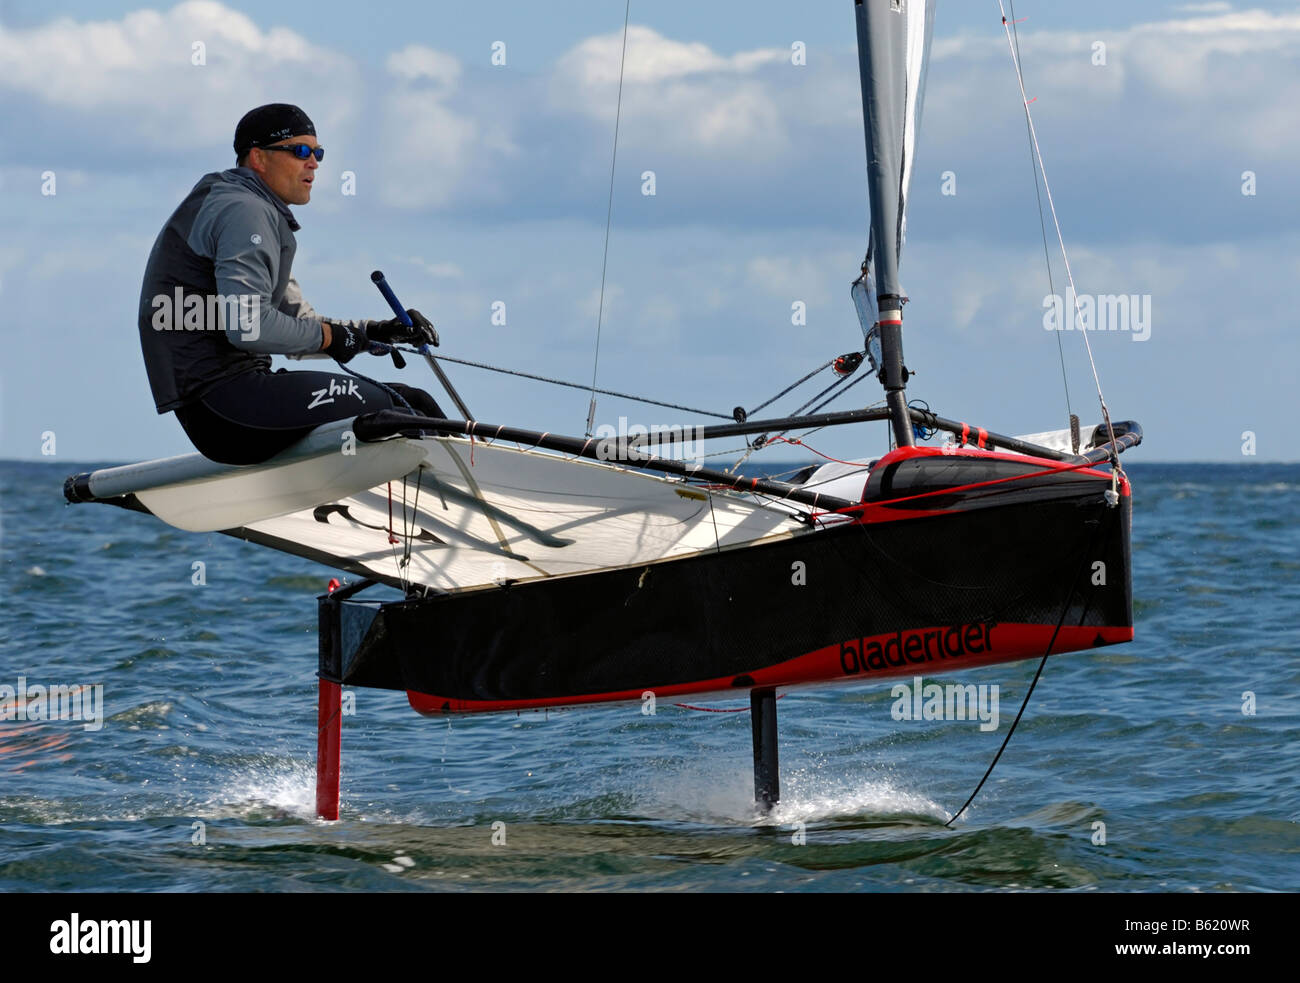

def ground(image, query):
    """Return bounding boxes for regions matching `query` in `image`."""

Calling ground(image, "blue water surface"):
[1,459,1296,892]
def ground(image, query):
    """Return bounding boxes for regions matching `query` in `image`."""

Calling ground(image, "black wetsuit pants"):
[175,368,445,465]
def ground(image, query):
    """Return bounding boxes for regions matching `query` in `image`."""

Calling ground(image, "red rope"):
[674,694,787,713]
[385,482,399,544]
[820,456,1104,519]
[697,433,1103,526]
[763,435,866,468]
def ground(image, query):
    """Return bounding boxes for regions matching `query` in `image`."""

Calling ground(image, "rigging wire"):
[945,520,1103,826]
[586,0,632,436]
[381,343,733,419]
[727,376,877,474]
[790,372,857,418]
[698,425,838,465]
[385,481,407,593]
[402,466,425,573]
[379,340,872,426]
[760,435,869,469]
[805,369,873,416]
[941,8,1132,819]
[995,0,1120,463]
[746,358,836,417]
[1008,0,1072,424]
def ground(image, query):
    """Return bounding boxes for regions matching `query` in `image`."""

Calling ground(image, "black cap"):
[234,104,316,157]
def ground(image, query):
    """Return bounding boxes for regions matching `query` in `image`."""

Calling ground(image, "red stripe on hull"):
[405,622,1133,716]
[877,443,1121,483]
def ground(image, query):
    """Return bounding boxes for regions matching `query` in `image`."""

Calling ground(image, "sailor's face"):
[253,134,319,206]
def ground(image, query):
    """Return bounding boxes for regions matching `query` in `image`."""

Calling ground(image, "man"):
[137,103,444,465]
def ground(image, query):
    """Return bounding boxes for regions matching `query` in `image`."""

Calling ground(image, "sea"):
[1,459,1296,893]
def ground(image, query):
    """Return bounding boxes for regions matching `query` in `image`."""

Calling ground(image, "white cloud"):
[0,1,358,152]
[558,25,785,87]
[376,88,478,209]
[927,9,1300,158]
[2,2,1296,266]
[550,26,790,155]
[386,44,462,88]
[373,47,516,210]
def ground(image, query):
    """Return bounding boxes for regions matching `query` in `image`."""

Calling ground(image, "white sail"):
[854,0,937,305]
[73,432,810,593]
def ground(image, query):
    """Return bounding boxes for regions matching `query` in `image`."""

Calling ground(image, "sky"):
[2,0,1298,464]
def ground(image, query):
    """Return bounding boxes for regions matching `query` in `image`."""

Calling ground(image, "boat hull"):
[320,448,1134,713]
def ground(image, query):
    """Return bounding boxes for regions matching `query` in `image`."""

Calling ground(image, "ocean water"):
[1,459,1296,892]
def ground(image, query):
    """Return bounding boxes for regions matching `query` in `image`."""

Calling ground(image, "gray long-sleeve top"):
[137,167,350,413]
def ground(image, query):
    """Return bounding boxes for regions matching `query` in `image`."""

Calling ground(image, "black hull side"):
[322,451,1133,712]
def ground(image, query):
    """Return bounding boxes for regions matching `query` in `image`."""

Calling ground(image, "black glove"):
[323,321,369,364]
[368,308,439,348]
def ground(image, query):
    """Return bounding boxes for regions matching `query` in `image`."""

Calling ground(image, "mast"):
[853,0,936,447]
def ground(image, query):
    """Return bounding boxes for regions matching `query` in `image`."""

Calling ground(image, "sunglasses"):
[260,143,325,162]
